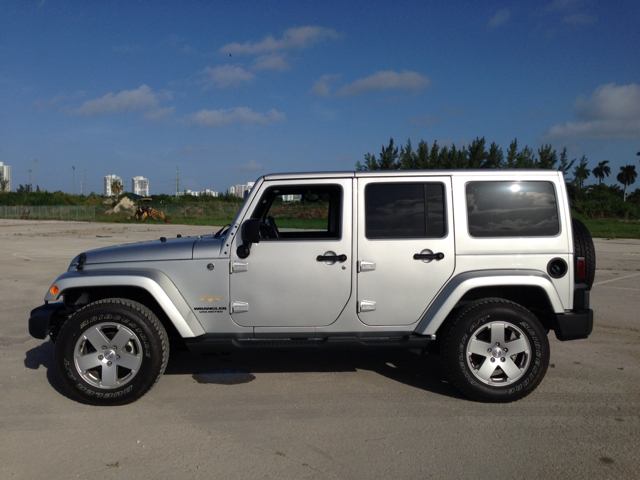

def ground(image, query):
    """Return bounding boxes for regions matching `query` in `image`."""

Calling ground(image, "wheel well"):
[430,285,555,354]
[61,286,182,344]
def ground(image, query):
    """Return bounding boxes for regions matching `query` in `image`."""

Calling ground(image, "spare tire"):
[572,218,596,289]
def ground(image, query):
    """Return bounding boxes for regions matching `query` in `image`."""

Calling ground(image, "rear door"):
[356,176,455,326]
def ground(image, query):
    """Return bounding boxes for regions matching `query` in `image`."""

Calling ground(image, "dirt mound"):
[106,197,136,215]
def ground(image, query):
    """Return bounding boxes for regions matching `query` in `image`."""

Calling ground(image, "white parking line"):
[594,272,640,286]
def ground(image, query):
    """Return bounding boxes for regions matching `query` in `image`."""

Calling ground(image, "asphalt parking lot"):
[0,219,638,479]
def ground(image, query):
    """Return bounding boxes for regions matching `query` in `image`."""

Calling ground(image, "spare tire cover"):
[572,218,596,289]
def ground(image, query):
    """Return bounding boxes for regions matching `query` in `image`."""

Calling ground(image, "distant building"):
[281,194,300,202]
[201,189,219,197]
[132,176,149,196]
[230,181,255,198]
[0,162,11,192]
[104,174,122,196]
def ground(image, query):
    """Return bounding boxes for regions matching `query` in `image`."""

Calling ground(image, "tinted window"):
[365,183,445,239]
[466,181,559,237]
[254,185,342,240]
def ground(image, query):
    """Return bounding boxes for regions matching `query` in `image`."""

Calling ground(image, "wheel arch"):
[416,270,563,336]
[45,270,205,339]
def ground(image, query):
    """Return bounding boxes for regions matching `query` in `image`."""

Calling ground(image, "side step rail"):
[185,334,433,353]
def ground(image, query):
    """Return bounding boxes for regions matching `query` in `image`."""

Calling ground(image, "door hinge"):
[358,300,376,313]
[231,301,249,313]
[230,261,248,274]
[358,260,376,272]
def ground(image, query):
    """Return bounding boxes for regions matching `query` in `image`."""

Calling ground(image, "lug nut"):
[495,342,500,346]
[98,355,104,360]
[490,358,496,363]
[504,348,508,352]
[102,346,107,350]
[116,355,120,360]
[487,348,492,353]
[112,345,117,349]
[107,361,112,366]
[501,357,506,362]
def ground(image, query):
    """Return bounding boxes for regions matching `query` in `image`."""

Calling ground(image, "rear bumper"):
[28,302,67,339]
[554,309,593,341]
[552,283,594,341]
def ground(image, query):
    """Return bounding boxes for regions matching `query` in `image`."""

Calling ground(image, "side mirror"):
[242,219,260,244]
[237,219,260,259]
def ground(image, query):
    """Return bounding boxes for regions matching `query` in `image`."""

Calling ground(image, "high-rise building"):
[230,181,255,198]
[132,176,149,196]
[0,162,11,192]
[104,174,122,196]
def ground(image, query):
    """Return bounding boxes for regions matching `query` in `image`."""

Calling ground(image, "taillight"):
[576,256,586,281]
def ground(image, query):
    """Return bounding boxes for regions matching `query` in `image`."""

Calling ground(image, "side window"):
[253,185,342,240]
[365,183,446,239]
[466,181,559,237]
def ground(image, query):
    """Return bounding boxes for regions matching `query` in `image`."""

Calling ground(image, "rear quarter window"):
[466,181,559,237]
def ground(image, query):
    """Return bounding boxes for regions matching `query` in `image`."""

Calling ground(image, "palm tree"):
[572,156,591,188]
[617,165,638,202]
[111,181,123,197]
[592,160,611,184]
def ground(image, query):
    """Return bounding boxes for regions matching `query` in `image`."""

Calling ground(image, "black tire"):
[572,217,596,289]
[54,298,169,406]
[442,298,550,403]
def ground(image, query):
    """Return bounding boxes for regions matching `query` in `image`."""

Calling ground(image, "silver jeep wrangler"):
[29,170,595,405]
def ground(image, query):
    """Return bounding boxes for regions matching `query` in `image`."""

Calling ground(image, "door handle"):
[317,254,347,262]
[413,252,445,261]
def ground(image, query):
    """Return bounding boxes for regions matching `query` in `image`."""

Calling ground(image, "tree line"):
[356,137,639,202]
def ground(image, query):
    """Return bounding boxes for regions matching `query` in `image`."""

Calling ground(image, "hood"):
[70,236,201,267]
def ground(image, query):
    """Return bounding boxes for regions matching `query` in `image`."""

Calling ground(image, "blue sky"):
[1,0,639,195]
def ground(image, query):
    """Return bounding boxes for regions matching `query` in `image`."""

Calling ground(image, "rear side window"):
[365,183,446,239]
[466,181,559,237]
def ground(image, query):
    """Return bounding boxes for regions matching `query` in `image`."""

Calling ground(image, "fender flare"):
[415,270,564,336]
[44,269,205,338]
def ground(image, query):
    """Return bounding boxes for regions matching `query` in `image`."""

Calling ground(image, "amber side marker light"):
[50,286,59,296]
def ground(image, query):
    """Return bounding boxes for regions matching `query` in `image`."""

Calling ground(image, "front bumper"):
[28,303,67,339]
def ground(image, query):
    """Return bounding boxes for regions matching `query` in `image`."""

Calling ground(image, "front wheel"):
[442,299,550,403]
[54,298,169,406]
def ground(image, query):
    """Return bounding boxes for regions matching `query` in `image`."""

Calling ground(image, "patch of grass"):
[580,217,640,239]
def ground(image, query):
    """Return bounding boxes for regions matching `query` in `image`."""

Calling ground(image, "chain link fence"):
[0,205,96,221]
[0,204,241,224]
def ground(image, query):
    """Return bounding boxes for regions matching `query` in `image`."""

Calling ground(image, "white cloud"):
[337,70,430,97]
[311,74,342,97]
[143,107,175,121]
[202,65,255,88]
[32,93,67,112]
[544,83,640,140]
[575,83,640,120]
[252,54,289,71]
[488,9,511,28]
[220,26,341,55]
[190,107,286,128]
[74,85,159,116]
[235,159,267,172]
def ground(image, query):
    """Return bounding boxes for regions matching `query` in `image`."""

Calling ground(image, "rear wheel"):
[443,298,550,402]
[54,298,169,406]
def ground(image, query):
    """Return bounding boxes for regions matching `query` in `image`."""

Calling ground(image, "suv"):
[29,170,595,405]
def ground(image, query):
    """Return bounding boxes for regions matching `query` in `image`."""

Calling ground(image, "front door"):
[356,176,455,326]
[229,178,353,328]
